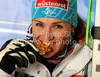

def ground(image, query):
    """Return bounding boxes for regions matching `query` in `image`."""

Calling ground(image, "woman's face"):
[32,18,74,58]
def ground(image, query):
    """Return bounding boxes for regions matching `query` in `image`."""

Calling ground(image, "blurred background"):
[0,0,96,48]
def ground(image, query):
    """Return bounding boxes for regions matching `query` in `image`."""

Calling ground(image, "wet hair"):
[73,14,86,41]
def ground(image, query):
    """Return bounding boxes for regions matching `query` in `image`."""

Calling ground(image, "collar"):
[37,37,86,65]
[45,48,74,64]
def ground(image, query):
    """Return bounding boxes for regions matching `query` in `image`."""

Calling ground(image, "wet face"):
[32,18,74,58]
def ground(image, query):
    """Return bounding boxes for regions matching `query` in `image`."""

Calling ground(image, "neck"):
[51,45,68,59]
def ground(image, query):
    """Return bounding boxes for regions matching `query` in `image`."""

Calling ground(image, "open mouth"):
[43,42,56,47]
[34,41,56,55]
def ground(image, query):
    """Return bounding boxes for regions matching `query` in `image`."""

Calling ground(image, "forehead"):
[33,18,68,24]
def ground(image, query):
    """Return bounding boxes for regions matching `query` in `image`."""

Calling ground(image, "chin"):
[42,50,55,58]
[42,44,63,58]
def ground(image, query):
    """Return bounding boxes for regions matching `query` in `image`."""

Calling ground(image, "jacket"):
[0,40,92,77]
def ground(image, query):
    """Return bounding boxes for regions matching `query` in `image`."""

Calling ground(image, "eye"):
[55,25,63,29]
[36,23,43,27]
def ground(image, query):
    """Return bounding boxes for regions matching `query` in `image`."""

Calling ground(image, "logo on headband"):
[36,0,68,10]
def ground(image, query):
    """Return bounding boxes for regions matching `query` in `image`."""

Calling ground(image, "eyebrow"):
[52,21,66,24]
[33,19,66,24]
[33,20,43,23]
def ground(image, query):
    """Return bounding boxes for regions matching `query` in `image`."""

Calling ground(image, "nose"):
[41,28,54,42]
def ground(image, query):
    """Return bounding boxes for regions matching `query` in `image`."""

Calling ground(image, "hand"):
[0,38,39,74]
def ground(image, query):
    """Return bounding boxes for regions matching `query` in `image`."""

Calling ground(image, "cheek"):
[53,31,71,54]
[32,28,41,42]
[55,31,71,44]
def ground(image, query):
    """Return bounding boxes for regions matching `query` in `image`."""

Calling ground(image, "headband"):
[31,0,78,28]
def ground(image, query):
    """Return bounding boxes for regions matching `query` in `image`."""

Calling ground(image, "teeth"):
[43,42,54,46]
[43,42,50,45]
[50,44,53,47]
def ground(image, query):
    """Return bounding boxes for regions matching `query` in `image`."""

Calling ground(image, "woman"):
[0,0,92,77]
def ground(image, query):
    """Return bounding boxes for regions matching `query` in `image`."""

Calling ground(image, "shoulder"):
[77,36,93,49]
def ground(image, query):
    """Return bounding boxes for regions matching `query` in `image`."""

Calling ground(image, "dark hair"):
[73,14,86,41]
